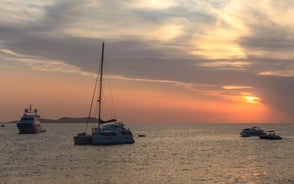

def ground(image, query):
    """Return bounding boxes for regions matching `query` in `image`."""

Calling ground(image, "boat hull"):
[74,134,93,145]
[240,133,251,137]
[92,134,135,145]
[260,135,282,140]
[74,134,135,145]
[17,123,45,134]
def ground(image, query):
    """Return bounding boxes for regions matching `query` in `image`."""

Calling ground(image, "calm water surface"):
[1,123,294,184]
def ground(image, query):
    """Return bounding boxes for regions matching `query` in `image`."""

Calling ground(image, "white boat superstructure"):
[74,43,134,145]
[91,122,134,145]
[240,126,265,137]
[17,105,46,134]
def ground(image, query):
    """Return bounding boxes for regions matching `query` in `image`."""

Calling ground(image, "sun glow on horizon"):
[243,96,260,104]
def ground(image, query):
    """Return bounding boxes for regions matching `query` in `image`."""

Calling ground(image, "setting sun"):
[243,96,260,104]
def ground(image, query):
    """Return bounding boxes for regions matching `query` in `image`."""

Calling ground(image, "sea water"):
[1,123,293,184]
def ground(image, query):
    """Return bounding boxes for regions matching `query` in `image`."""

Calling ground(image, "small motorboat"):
[259,130,282,140]
[240,126,265,137]
[1,124,4,127]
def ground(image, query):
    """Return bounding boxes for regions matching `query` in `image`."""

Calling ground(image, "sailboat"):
[74,43,135,145]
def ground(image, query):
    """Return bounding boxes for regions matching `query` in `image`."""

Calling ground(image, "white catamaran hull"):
[74,134,93,145]
[92,134,134,145]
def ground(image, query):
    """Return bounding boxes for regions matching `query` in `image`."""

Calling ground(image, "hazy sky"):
[1,0,294,123]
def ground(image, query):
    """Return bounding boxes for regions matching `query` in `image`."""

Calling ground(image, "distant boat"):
[240,131,251,137]
[16,105,46,134]
[240,126,265,137]
[260,130,282,140]
[1,124,4,127]
[74,43,135,145]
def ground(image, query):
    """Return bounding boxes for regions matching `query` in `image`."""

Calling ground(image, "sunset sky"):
[1,0,294,123]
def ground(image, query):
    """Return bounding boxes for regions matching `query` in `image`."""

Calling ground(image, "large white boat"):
[240,126,265,137]
[17,105,46,134]
[74,43,135,145]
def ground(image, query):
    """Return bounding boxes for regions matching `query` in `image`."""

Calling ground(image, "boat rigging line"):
[84,43,103,133]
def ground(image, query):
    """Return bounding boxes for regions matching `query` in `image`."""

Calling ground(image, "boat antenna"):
[98,42,105,128]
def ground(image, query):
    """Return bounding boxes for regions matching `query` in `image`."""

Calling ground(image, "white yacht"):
[240,126,265,137]
[74,43,135,145]
[17,105,46,134]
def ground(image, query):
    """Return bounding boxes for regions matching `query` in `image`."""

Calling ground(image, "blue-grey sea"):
[1,123,294,184]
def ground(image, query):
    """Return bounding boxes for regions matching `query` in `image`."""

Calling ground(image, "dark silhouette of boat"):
[16,105,46,134]
[260,130,282,140]
[240,126,265,137]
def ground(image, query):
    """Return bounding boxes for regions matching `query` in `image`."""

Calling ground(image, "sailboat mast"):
[98,42,105,127]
